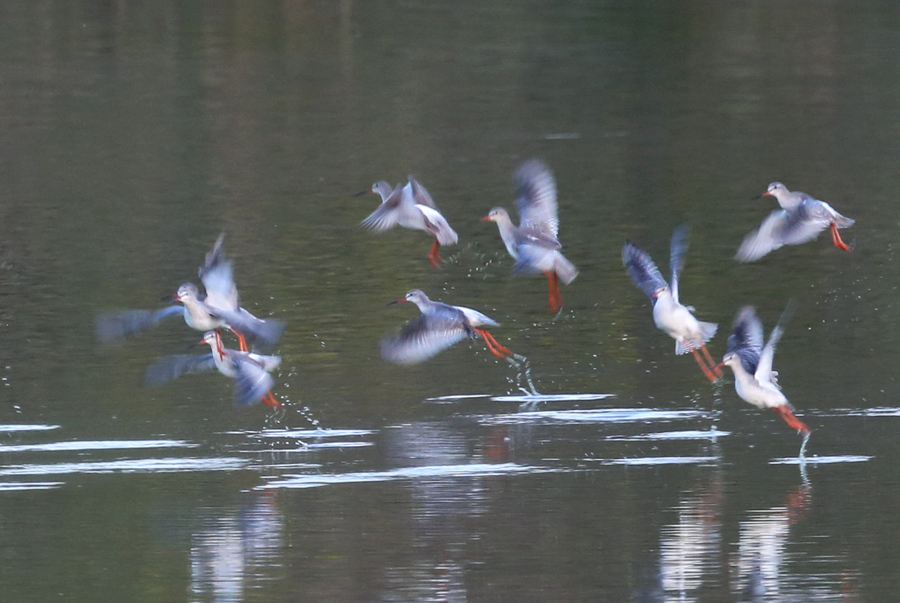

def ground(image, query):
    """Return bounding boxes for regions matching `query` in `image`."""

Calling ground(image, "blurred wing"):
[144,353,216,387]
[726,306,764,375]
[735,210,789,262]
[361,184,405,231]
[380,314,468,364]
[756,299,797,385]
[669,224,690,304]
[407,175,438,209]
[622,241,667,300]
[777,201,834,245]
[736,204,832,262]
[232,357,275,407]
[215,307,285,350]
[513,159,559,239]
[198,233,240,311]
[95,306,184,343]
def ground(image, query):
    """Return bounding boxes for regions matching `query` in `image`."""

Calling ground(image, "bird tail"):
[554,253,579,285]
[772,405,810,434]
[674,321,717,355]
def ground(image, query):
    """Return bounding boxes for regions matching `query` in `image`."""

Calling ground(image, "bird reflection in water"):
[189,491,283,603]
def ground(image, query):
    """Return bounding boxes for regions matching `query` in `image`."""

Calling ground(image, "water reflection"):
[654,466,857,602]
[190,492,283,603]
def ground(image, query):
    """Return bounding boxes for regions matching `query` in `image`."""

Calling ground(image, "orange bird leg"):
[772,406,810,434]
[552,272,563,310]
[829,221,851,251]
[427,239,443,268]
[700,345,722,379]
[690,348,718,383]
[262,391,282,410]
[543,271,561,313]
[475,328,513,358]
[226,327,249,352]
[212,329,228,356]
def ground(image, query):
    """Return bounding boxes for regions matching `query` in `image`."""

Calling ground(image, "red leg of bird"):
[427,239,443,268]
[475,328,513,357]
[262,391,282,410]
[212,329,228,356]
[543,271,561,313]
[829,221,851,251]
[700,345,722,379]
[772,406,810,434]
[552,272,563,310]
[691,348,718,383]
[227,328,249,352]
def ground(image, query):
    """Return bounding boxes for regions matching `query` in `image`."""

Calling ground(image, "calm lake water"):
[1,0,899,601]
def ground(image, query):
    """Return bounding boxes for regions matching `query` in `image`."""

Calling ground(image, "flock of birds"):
[96,159,855,437]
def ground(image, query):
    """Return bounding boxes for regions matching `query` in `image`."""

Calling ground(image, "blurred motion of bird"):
[481,159,578,313]
[736,182,854,262]
[360,176,458,268]
[623,225,720,383]
[380,289,513,364]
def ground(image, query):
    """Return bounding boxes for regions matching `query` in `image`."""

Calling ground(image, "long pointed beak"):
[162,292,178,302]
[353,189,372,197]
[712,361,726,371]
[752,191,773,200]
[387,299,407,306]
[480,215,493,222]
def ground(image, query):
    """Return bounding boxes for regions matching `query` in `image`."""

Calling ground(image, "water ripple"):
[0,481,64,491]
[595,456,720,466]
[0,457,249,476]
[259,462,541,490]
[770,455,873,465]
[0,424,60,432]
[481,408,712,426]
[0,439,196,453]
[606,430,730,441]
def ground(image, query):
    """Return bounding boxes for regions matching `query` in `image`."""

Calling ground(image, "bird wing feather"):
[144,353,217,387]
[755,299,797,386]
[669,224,690,305]
[513,159,559,239]
[361,183,406,231]
[622,241,668,300]
[727,306,764,375]
[380,314,469,364]
[95,305,184,343]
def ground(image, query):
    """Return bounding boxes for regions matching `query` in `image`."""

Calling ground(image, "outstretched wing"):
[144,353,217,387]
[407,175,438,210]
[96,305,184,343]
[199,233,240,311]
[736,203,833,262]
[380,314,469,365]
[755,299,797,385]
[669,224,690,305]
[726,306,764,375]
[231,357,275,407]
[361,183,405,231]
[214,307,285,350]
[513,159,559,239]
[622,241,667,300]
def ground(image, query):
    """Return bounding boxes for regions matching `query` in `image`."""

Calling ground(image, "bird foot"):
[830,221,851,252]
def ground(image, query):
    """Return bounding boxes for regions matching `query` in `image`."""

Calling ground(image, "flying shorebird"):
[360,176,458,268]
[622,225,721,383]
[96,233,284,351]
[481,159,578,313]
[145,330,282,409]
[716,302,810,434]
[736,181,855,262]
[380,289,513,364]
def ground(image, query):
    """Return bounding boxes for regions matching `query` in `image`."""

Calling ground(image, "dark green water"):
[1,0,898,600]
